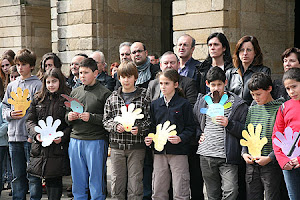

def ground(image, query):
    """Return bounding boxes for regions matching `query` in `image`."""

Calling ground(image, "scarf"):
[135,57,151,85]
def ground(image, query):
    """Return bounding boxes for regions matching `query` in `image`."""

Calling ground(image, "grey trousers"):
[110,148,145,200]
[200,156,238,200]
[152,154,190,200]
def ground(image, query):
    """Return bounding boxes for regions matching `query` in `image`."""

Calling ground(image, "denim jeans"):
[9,142,42,200]
[283,168,300,200]
[0,146,7,195]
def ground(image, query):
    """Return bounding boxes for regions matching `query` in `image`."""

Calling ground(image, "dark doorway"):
[295,0,300,48]
[161,0,173,53]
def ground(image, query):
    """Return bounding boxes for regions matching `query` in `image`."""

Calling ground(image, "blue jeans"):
[0,146,7,195]
[283,168,300,200]
[69,138,108,200]
[9,142,42,200]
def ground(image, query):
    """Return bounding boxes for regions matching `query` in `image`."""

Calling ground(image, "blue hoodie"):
[0,103,8,146]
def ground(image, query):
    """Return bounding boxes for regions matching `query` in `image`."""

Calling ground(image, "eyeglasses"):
[131,50,144,54]
[70,63,80,66]
[239,48,253,53]
[121,53,131,56]
[1,64,10,68]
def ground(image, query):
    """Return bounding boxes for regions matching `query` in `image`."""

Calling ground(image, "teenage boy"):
[242,72,285,200]
[2,49,42,199]
[103,61,151,199]
[66,58,111,199]
[193,66,248,200]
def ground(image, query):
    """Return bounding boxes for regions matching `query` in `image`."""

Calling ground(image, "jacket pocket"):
[30,142,41,157]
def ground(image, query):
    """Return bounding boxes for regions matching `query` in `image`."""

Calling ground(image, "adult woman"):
[0,55,14,89]
[36,52,62,80]
[198,32,233,94]
[226,35,270,105]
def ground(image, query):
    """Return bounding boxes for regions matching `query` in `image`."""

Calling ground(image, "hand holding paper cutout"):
[147,121,177,152]
[61,94,84,114]
[8,87,31,117]
[240,124,268,157]
[34,116,64,147]
[114,103,144,132]
[273,127,300,159]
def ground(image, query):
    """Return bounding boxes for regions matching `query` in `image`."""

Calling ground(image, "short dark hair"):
[75,53,88,58]
[281,47,300,62]
[283,67,300,83]
[248,72,272,91]
[79,58,98,72]
[14,49,36,68]
[206,66,226,83]
[117,61,138,79]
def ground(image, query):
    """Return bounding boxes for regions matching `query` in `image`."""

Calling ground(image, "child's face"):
[159,75,178,97]
[284,79,300,100]
[250,88,273,105]
[16,62,33,79]
[46,76,60,93]
[1,59,11,75]
[10,71,20,82]
[206,80,226,97]
[79,67,97,86]
[119,75,136,92]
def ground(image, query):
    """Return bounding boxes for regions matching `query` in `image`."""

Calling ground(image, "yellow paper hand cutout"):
[240,123,268,157]
[147,121,177,152]
[8,87,31,117]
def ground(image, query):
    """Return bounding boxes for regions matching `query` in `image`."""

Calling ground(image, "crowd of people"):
[0,32,299,200]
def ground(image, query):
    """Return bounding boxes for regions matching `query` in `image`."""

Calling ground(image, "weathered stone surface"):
[0,5,20,16]
[0,27,21,37]
[118,0,153,16]
[265,0,286,14]
[186,0,211,13]
[212,0,224,10]
[0,16,21,27]
[240,12,260,29]
[241,0,256,12]
[173,0,186,15]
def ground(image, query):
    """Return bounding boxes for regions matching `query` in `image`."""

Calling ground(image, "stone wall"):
[172,0,295,76]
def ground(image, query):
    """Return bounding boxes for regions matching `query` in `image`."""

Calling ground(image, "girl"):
[36,52,62,80]
[26,68,71,199]
[272,67,300,200]
[9,65,20,82]
[145,69,195,200]
[0,55,14,89]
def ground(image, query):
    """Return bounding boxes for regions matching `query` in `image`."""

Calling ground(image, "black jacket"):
[26,92,71,178]
[225,64,271,105]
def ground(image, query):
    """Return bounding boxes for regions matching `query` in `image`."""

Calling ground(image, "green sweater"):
[244,99,284,159]
[66,80,111,140]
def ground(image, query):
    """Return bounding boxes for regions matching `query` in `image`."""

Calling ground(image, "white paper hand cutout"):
[34,116,64,147]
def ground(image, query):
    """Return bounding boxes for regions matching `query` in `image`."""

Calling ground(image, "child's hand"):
[27,137,33,143]
[242,153,254,164]
[168,135,181,144]
[116,124,125,133]
[198,134,205,144]
[11,110,23,119]
[215,116,228,127]
[290,157,300,168]
[53,137,62,144]
[145,136,153,146]
[36,134,43,142]
[68,112,79,121]
[131,126,138,135]
[79,112,90,122]
[255,156,271,166]
[283,161,294,170]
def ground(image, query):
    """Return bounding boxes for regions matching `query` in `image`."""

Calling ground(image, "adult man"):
[177,34,201,84]
[90,51,115,91]
[130,42,160,88]
[67,53,88,89]
[119,42,132,63]
[148,54,159,65]
[146,51,204,200]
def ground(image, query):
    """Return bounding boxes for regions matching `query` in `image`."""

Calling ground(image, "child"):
[2,49,42,199]
[193,66,248,200]
[242,72,284,200]
[66,58,111,199]
[273,68,300,200]
[145,68,195,200]
[103,61,151,199]
[26,68,71,199]
[9,65,20,82]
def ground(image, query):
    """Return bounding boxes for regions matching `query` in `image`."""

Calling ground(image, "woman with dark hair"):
[198,32,233,94]
[226,35,271,105]
[37,52,62,80]
[0,55,14,89]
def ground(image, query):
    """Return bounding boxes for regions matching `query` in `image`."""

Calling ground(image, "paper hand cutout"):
[147,121,177,152]
[34,116,64,147]
[8,87,31,117]
[273,127,300,159]
[114,103,144,132]
[200,93,232,124]
[240,124,268,157]
[61,94,84,114]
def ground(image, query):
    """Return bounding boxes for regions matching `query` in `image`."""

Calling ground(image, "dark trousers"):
[143,147,153,200]
[46,176,63,200]
[189,145,204,200]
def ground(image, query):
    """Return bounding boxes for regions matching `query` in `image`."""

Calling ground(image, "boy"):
[242,72,285,200]
[193,67,248,200]
[103,61,151,199]
[2,49,42,199]
[66,58,111,199]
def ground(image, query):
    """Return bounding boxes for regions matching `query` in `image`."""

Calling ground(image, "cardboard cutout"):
[114,103,144,132]
[200,93,232,124]
[8,87,31,117]
[61,94,84,114]
[273,127,300,158]
[34,116,64,147]
[240,123,268,157]
[147,121,177,152]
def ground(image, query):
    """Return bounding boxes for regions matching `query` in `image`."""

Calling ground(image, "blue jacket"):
[150,92,195,155]
[193,92,248,164]
[0,103,8,146]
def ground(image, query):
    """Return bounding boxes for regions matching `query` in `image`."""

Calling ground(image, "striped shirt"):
[197,95,234,158]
